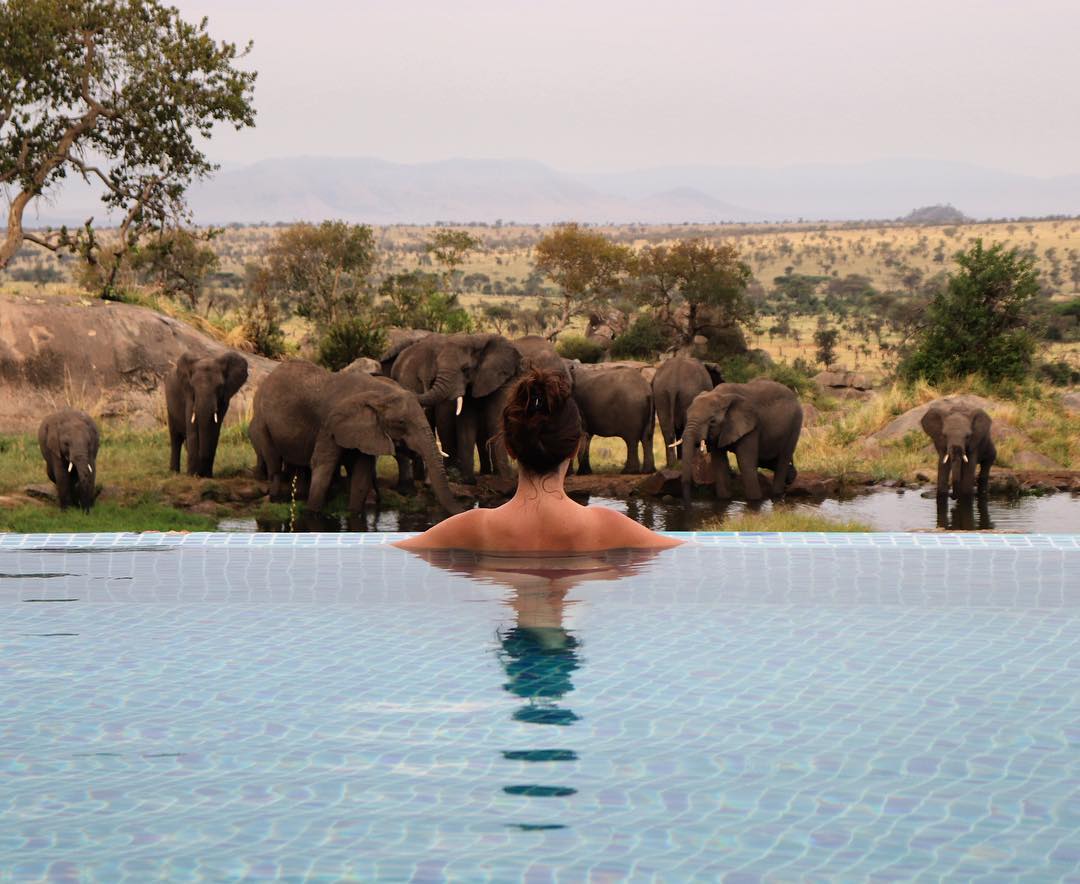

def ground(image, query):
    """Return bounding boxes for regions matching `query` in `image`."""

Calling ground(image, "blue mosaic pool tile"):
[1,532,1078,880]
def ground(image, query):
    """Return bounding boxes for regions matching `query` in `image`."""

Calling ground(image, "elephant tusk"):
[962,453,969,463]
[213,411,218,424]
[191,411,196,424]
[455,396,463,417]
[68,462,73,473]
[435,432,449,458]
[699,440,707,453]
[668,438,683,448]
[87,464,93,474]
[942,453,949,464]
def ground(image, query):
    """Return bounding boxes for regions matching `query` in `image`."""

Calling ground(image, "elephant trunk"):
[70,454,96,513]
[406,424,463,515]
[418,368,464,409]
[680,420,703,504]
[949,444,965,494]
[195,398,222,477]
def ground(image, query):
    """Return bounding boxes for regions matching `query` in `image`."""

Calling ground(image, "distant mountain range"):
[19,156,1080,227]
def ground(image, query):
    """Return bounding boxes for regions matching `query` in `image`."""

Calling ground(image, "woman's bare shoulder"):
[589,507,683,549]
[393,508,486,550]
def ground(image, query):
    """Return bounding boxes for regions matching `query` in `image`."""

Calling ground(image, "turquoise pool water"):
[1,532,1078,881]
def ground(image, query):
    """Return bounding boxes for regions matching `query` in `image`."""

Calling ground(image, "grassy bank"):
[702,508,871,533]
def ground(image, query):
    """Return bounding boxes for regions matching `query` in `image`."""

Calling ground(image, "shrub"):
[1038,360,1080,386]
[556,335,604,363]
[900,239,1039,384]
[610,314,670,359]
[317,317,387,371]
[762,360,815,396]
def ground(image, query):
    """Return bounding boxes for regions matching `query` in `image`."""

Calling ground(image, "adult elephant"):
[652,356,724,468]
[393,333,522,483]
[38,408,99,512]
[680,379,802,502]
[249,360,459,515]
[513,335,572,382]
[569,363,656,474]
[165,350,249,477]
[920,402,995,497]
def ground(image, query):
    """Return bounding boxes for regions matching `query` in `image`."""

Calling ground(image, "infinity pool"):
[1,533,1078,880]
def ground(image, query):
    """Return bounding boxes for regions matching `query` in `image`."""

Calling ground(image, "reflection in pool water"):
[221,489,1080,534]
[413,549,661,829]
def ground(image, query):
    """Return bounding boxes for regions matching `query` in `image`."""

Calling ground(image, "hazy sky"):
[174,0,1080,176]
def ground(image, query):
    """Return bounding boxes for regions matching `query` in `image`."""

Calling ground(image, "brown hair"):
[500,368,582,476]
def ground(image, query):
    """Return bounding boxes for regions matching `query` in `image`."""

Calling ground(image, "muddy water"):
[219,490,1080,534]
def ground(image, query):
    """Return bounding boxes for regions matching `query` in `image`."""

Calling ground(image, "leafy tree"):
[635,239,753,347]
[534,223,632,339]
[129,227,219,312]
[317,317,387,372]
[813,327,839,368]
[378,270,472,333]
[236,263,287,358]
[610,314,671,359]
[0,0,256,269]
[900,239,1040,384]
[555,334,604,364]
[265,222,377,329]
[426,229,481,290]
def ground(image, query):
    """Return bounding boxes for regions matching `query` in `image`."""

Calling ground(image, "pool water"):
[1,533,1079,880]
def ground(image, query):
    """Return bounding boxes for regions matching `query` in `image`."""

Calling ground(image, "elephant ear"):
[175,351,200,385]
[703,361,725,387]
[328,399,395,456]
[920,406,945,450]
[473,337,522,398]
[714,396,757,448]
[219,351,249,399]
[970,408,992,444]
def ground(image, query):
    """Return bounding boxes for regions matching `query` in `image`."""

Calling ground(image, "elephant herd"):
[33,331,996,517]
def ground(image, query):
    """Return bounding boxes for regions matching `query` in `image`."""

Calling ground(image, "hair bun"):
[501,368,581,475]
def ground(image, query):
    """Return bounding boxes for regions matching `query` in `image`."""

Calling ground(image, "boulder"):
[801,403,821,427]
[871,394,995,443]
[1009,450,1064,470]
[1061,391,1080,414]
[636,469,683,497]
[344,357,381,375]
[814,368,877,391]
[0,293,277,432]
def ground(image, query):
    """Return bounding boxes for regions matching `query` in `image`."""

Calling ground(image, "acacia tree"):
[425,229,481,294]
[635,239,754,347]
[533,223,632,339]
[0,0,256,269]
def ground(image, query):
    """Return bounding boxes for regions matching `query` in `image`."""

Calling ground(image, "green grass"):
[0,497,216,533]
[703,507,871,532]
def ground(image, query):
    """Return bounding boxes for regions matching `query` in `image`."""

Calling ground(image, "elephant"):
[165,350,249,478]
[249,360,459,516]
[568,363,656,474]
[393,333,522,483]
[652,356,724,468]
[920,402,996,497]
[680,379,803,502]
[38,408,100,512]
[513,335,572,383]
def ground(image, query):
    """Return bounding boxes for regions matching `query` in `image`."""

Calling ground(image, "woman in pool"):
[395,368,682,552]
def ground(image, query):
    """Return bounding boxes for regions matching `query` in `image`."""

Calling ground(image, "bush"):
[1038,360,1080,386]
[556,335,604,363]
[610,314,671,359]
[762,360,815,396]
[900,239,1039,384]
[317,317,387,371]
[716,351,773,383]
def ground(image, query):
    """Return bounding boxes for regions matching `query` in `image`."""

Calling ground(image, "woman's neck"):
[509,463,572,509]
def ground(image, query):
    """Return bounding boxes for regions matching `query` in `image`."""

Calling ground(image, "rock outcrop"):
[0,293,277,432]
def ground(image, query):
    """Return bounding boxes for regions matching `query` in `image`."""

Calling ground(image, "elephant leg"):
[622,434,641,474]
[169,430,183,473]
[935,459,950,497]
[51,456,72,508]
[959,458,977,496]
[711,450,733,499]
[455,409,479,484]
[307,437,341,513]
[772,440,799,497]
[734,438,762,501]
[977,460,991,495]
[577,433,593,475]
[347,455,376,514]
[657,398,676,469]
[395,451,416,495]
[641,413,656,473]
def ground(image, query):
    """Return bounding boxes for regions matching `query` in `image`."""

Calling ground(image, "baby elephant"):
[38,408,100,512]
[921,402,996,497]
